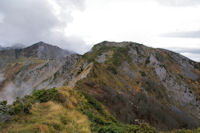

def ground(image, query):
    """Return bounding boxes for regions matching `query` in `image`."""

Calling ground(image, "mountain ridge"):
[77,41,200,130]
[0,41,200,132]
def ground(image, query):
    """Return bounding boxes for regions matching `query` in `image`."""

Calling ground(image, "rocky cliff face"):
[0,41,199,130]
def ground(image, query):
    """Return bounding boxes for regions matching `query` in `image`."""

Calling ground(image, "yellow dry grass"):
[0,101,91,133]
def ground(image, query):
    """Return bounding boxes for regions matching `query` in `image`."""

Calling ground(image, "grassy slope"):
[1,87,200,133]
[1,102,91,133]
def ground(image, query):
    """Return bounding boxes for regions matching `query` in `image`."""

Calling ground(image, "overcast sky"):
[0,0,200,61]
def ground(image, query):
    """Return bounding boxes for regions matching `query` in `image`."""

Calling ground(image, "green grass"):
[33,88,58,102]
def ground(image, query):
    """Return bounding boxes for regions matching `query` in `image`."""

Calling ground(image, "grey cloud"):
[166,47,200,61]
[181,53,200,62]
[0,0,86,54]
[155,0,200,7]
[162,30,200,38]
[168,47,200,54]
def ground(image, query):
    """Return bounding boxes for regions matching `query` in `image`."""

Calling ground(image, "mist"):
[0,82,17,104]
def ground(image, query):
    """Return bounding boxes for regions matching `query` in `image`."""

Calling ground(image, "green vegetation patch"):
[0,88,58,116]
[33,87,58,102]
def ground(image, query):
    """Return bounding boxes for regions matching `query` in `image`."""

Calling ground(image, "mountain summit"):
[0,41,72,60]
[23,41,72,59]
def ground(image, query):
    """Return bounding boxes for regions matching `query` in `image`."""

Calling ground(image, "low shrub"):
[125,123,157,133]
[0,101,7,106]
[83,93,105,115]
[98,124,126,133]
[33,88,58,102]
[107,66,118,74]
[145,56,150,64]
[140,71,146,77]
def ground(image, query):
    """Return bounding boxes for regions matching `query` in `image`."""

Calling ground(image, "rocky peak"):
[29,41,58,48]
[92,41,143,50]
[24,41,72,59]
[0,41,73,60]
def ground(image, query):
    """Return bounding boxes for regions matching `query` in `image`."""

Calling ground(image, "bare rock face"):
[96,52,109,63]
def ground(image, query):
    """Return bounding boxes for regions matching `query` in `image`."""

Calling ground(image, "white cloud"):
[0,13,4,23]
[65,0,200,61]
[162,30,200,38]
[0,0,200,61]
[181,52,200,62]
[0,0,86,53]
[155,0,200,7]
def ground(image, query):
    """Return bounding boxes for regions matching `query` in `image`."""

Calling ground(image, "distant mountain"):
[0,41,79,103]
[0,41,200,132]
[0,41,72,60]
[23,41,72,59]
